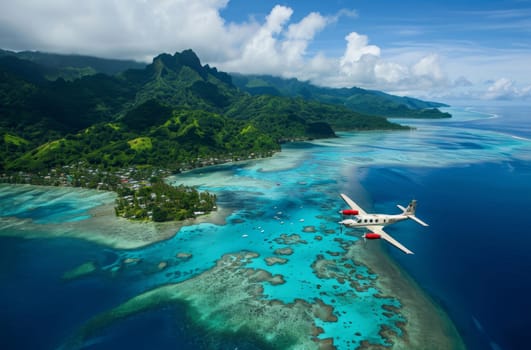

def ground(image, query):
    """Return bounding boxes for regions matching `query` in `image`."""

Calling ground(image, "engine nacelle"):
[340,209,359,216]
[364,233,381,240]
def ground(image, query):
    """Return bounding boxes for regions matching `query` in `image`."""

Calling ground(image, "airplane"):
[338,193,428,255]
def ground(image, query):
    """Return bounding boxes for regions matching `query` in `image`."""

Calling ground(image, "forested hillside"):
[1,49,406,173]
[232,74,451,119]
[0,49,145,80]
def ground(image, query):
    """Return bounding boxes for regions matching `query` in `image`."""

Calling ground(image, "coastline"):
[56,227,467,350]
[348,237,466,349]
[3,106,530,349]
[0,183,466,348]
[80,201,232,249]
[0,184,231,249]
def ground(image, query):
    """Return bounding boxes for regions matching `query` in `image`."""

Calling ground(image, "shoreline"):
[0,184,232,249]
[54,226,467,349]
[348,238,466,349]
[0,183,466,348]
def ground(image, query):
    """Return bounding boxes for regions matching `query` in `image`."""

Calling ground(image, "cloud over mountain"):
[1,0,530,101]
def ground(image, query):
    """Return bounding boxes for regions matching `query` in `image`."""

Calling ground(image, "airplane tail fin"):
[405,200,417,215]
[397,200,417,215]
[397,200,429,227]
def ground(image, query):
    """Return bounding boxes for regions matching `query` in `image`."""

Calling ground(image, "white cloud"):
[338,32,381,84]
[2,1,530,101]
[218,5,332,78]
[336,38,448,94]
[374,61,408,84]
[286,11,327,41]
[483,78,531,100]
[412,54,444,82]
[341,32,381,63]
[282,11,327,63]
[226,5,293,73]
[484,78,514,100]
[0,0,235,61]
[0,1,449,96]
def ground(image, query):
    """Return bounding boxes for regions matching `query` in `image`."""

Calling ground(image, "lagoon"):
[1,105,530,349]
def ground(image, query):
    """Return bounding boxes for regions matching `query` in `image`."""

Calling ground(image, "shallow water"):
[1,104,530,349]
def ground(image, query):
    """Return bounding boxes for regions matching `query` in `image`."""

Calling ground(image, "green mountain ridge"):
[1,49,416,173]
[0,49,145,80]
[1,49,451,118]
[232,74,451,119]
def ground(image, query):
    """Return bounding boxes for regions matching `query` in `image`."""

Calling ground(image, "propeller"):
[338,210,344,233]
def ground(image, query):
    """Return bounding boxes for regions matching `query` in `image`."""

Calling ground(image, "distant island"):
[232,74,451,119]
[0,48,451,222]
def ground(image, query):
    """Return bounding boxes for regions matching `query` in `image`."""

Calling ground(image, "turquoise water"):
[0,186,114,223]
[1,105,531,349]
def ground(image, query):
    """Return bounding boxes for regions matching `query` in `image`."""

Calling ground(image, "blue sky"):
[1,0,531,102]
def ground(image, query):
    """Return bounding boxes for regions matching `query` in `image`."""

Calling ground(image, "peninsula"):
[0,49,449,223]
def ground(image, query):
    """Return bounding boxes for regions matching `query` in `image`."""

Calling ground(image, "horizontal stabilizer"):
[408,215,429,227]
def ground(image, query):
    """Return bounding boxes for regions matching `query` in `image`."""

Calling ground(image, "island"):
[0,162,218,222]
[114,180,216,222]
[0,48,468,350]
[0,49,448,223]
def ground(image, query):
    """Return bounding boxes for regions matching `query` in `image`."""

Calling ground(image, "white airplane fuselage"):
[338,194,428,254]
[340,214,408,228]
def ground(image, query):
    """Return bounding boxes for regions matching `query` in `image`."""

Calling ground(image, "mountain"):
[0,49,145,80]
[122,50,236,111]
[232,74,451,119]
[0,49,406,173]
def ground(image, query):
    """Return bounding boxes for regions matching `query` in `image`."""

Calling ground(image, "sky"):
[1,0,531,103]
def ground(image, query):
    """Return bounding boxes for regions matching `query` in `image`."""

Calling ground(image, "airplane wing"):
[340,193,367,215]
[370,226,414,255]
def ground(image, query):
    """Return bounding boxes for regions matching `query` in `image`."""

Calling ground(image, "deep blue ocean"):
[385,104,531,350]
[1,104,530,350]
